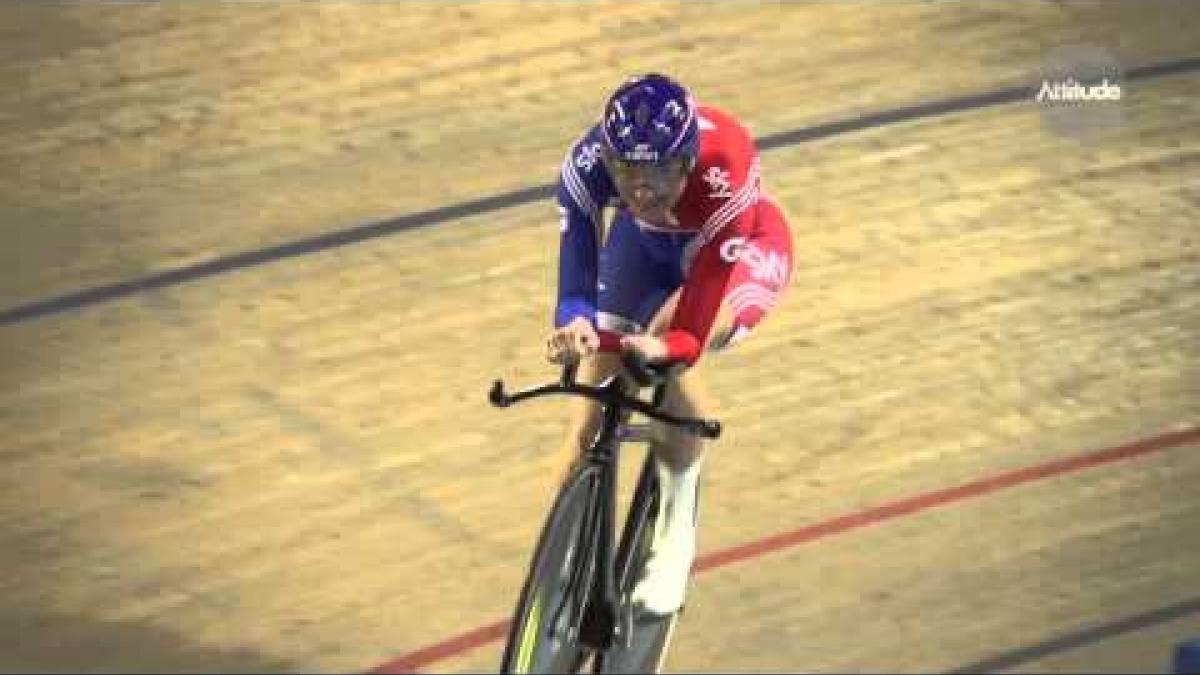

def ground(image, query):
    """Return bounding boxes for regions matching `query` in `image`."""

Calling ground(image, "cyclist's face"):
[602,149,690,218]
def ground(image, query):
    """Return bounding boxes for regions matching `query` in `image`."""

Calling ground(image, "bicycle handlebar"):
[488,361,722,440]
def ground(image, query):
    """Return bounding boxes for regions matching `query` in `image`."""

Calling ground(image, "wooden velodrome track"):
[1,2,1198,673]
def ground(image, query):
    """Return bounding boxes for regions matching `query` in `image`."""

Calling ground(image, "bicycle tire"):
[500,464,602,674]
[615,455,661,595]
[595,455,680,674]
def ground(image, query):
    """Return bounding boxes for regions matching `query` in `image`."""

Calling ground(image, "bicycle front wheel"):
[597,454,679,675]
[500,465,600,674]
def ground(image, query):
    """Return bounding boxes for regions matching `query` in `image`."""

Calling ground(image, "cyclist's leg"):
[630,311,709,614]
[552,210,684,490]
[634,197,795,613]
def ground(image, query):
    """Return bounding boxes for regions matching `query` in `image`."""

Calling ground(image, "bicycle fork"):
[578,404,623,653]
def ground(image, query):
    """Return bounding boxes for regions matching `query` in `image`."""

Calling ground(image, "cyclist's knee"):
[650,434,702,472]
[649,371,710,469]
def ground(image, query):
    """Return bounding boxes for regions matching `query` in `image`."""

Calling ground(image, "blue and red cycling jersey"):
[554,103,769,365]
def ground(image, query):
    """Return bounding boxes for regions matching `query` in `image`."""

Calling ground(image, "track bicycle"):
[489,353,721,673]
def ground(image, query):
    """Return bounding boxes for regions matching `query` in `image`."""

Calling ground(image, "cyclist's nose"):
[631,184,659,208]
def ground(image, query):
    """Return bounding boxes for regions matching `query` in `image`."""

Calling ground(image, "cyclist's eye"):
[610,159,637,176]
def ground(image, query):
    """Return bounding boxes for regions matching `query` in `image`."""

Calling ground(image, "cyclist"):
[545,73,795,616]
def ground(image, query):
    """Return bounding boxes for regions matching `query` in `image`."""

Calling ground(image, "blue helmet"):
[601,73,698,166]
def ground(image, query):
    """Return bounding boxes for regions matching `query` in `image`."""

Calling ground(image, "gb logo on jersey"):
[720,237,790,287]
[703,166,733,199]
[575,142,603,172]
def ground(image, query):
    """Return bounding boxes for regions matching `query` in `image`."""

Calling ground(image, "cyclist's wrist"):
[662,329,701,365]
[554,298,596,330]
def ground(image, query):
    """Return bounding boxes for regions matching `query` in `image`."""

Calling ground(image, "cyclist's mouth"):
[626,184,681,220]
[630,186,664,210]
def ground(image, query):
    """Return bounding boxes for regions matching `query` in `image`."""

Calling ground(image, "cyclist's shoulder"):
[694,102,741,127]
[674,104,761,237]
[560,123,611,183]
[561,123,606,168]
[558,123,616,211]
[692,102,759,189]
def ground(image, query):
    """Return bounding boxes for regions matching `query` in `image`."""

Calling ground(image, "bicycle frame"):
[491,358,720,671]
[545,378,673,662]
[574,376,633,653]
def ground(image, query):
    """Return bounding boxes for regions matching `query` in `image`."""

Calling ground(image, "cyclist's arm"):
[664,143,761,365]
[661,226,742,366]
[554,139,609,329]
[663,168,761,364]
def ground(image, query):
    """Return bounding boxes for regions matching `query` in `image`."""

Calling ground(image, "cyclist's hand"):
[546,317,600,364]
[620,334,669,362]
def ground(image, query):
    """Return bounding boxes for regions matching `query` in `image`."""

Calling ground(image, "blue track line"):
[3,56,1198,328]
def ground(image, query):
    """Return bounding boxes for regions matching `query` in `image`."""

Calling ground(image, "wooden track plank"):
[0,2,1197,672]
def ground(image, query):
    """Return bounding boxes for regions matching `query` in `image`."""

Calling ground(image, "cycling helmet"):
[600,73,699,168]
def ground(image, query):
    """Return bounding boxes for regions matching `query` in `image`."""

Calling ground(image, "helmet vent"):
[634,102,652,128]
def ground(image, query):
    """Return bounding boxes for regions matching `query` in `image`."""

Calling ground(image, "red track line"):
[368,621,509,675]
[369,426,1200,674]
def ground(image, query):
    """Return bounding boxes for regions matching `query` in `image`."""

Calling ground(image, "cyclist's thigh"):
[648,365,717,460]
[597,210,684,342]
